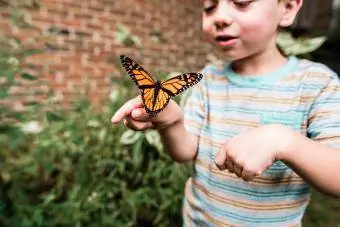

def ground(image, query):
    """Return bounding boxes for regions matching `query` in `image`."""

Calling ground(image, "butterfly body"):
[150,80,162,114]
[120,55,203,117]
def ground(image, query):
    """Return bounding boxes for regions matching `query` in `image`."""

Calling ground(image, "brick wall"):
[1,0,214,107]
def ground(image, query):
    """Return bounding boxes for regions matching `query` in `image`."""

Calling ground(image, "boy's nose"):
[214,18,231,30]
[213,4,233,29]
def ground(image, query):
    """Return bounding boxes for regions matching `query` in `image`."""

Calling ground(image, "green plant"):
[1,53,193,225]
[0,0,43,149]
[277,30,327,57]
[115,24,141,47]
[1,94,193,227]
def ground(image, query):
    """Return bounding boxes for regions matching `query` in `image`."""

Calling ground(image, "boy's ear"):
[279,0,303,27]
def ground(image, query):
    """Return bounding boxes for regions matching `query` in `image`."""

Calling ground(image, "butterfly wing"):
[161,73,203,97]
[120,55,155,89]
[142,86,171,117]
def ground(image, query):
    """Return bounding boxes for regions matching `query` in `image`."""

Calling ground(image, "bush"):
[0,93,193,227]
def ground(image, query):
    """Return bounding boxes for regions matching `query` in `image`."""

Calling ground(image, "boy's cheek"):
[240,27,274,44]
[202,27,214,42]
[202,21,211,34]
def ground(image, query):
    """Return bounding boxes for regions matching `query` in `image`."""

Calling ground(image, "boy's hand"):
[214,124,297,181]
[111,95,183,131]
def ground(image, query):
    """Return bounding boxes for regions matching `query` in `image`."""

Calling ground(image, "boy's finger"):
[241,169,256,182]
[233,163,242,177]
[131,108,150,121]
[225,159,235,173]
[124,116,154,131]
[214,149,227,169]
[111,96,143,123]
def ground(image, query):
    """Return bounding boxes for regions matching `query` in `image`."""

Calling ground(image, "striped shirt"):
[182,56,340,226]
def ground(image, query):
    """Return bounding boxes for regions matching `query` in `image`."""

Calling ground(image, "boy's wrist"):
[276,125,303,163]
[157,117,184,134]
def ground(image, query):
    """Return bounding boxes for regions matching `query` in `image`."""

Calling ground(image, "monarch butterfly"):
[120,55,203,117]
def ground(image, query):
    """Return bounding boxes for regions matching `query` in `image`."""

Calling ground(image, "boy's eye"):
[203,5,216,14]
[202,0,217,14]
[232,0,253,9]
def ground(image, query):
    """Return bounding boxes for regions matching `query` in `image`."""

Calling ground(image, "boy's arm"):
[280,134,340,197]
[158,119,199,163]
[157,75,205,163]
[282,75,340,197]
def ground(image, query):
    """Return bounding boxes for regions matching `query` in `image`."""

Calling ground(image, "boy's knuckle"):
[234,157,243,166]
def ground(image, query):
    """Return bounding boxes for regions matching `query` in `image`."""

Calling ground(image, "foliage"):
[277,30,326,57]
[304,190,340,226]
[1,47,192,226]
[0,0,41,28]
[0,0,40,8]
[115,24,141,47]
[0,95,192,227]
[0,20,43,150]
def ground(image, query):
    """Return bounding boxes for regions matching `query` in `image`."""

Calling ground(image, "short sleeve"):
[182,70,207,136]
[307,76,340,150]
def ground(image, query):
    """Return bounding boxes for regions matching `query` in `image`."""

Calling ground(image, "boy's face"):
[201,0,301,61]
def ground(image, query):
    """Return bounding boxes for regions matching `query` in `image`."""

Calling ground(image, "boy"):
[112,0,340,225]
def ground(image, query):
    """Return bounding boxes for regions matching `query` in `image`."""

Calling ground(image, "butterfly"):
[120,55,203,117]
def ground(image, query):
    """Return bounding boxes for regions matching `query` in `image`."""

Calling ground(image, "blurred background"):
[1,0,340,226]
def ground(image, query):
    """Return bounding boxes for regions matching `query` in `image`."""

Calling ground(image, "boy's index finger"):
[111,96,144,124]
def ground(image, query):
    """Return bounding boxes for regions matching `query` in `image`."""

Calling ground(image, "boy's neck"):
[230,47,288,77]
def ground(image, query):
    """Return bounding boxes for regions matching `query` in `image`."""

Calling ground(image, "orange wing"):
[142,87,171,117]
[161,73,203,96]
[120,55,155,88]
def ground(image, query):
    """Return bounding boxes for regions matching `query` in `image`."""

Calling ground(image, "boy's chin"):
[217,48,264,62]
[216,50,244,62]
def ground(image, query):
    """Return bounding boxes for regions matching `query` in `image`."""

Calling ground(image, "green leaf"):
[0,124,18,134]
[20,72,37,80]
[131,139,144,170]
[0,86,9,98]
[120,129,143,145]
[45,111,65,122]
[8,111,26,122]
[277,31,327,56]
[145,130,163,152]
[5,69,15,86]
[21,48,44,57]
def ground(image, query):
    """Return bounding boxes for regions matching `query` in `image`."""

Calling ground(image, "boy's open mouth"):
[215,35,238,46]
[215,35,237,42]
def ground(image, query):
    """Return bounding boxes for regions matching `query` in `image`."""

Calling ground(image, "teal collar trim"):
[224,56,298,86]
